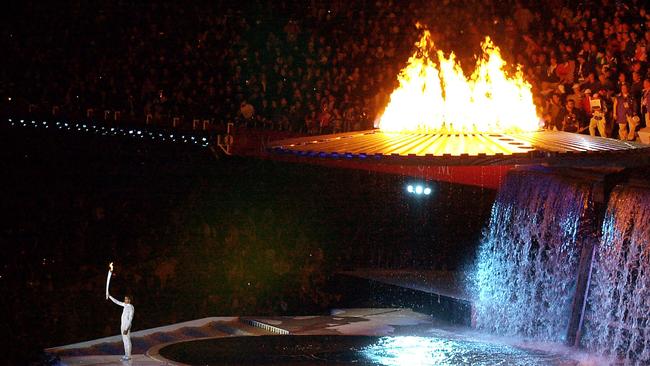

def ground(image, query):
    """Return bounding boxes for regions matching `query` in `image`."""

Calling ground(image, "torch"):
[106,262,113,299]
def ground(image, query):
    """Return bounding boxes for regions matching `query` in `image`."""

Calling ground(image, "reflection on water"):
[361,336,577,366]
[160,333,586,365]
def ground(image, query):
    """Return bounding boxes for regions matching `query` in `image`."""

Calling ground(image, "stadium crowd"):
[2,0,649,139]
[7,1,650,362]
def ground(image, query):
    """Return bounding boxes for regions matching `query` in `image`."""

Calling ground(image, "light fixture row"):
[406,184,432,195]
[7,118,211,147]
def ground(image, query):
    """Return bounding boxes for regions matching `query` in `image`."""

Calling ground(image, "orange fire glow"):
[379,29,540,134]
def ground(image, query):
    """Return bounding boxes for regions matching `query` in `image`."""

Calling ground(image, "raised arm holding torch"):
[105,262,135,361]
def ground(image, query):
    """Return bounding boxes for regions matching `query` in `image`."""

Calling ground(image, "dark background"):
[0,124,494,363]
[11,0,649,362]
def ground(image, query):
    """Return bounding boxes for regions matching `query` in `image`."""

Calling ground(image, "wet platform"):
[337,270,474,327]
[47,308,599,365]
[47,308,434,365]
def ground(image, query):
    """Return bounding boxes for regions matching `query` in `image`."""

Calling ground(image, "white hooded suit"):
[109,295,134,358]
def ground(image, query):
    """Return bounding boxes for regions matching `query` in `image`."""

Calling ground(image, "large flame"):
[379,29,539,133]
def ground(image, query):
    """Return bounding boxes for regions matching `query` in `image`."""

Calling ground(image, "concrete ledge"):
[46,316,238,352]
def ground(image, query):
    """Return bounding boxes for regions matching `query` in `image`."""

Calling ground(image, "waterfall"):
[472,169,594,341]
[582,185,650,363]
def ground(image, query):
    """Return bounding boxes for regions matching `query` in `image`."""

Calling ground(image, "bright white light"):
[7,97,11,101]
[415,185,423,194]
[362,336,451,366]
[407,185,414,193]
[424,187,432,195]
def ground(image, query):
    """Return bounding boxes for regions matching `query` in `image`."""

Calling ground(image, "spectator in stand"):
[541,56,561,95]
[581,72,599,94]
[4,0,650,139]
[331,108,343,134]
[617,72,629,93]
[613,84,641,141]
[318,104,332,135]
[239,100,255,126]
[631,71,644,100]
[575,52,592,84]
[545,93,563,130]
[557,99,587,134]
[580,89,593,118]
[641,78,650,129]
[556,53,576,86]
[567,84,584,106]
[588,92,608,137]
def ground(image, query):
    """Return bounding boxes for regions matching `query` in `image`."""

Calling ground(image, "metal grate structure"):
[269,130,650,167]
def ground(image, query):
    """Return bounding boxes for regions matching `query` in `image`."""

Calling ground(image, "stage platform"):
[47,271,479,365]
[47,307,604,365]
[47,308,434,365]
[267,130,650,189]
[269,129,650,167]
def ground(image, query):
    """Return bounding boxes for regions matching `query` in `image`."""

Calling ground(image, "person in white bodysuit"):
[108,293,134,360]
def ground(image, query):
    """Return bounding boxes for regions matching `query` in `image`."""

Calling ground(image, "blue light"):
[415,185,423,194]
[424,187,432,195]
[407,185,414,193]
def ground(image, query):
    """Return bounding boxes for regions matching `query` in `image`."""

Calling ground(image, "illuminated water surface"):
[361,336,577,366]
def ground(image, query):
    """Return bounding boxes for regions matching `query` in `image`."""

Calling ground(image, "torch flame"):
[379,29,539,134]
[109,262,113,272]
